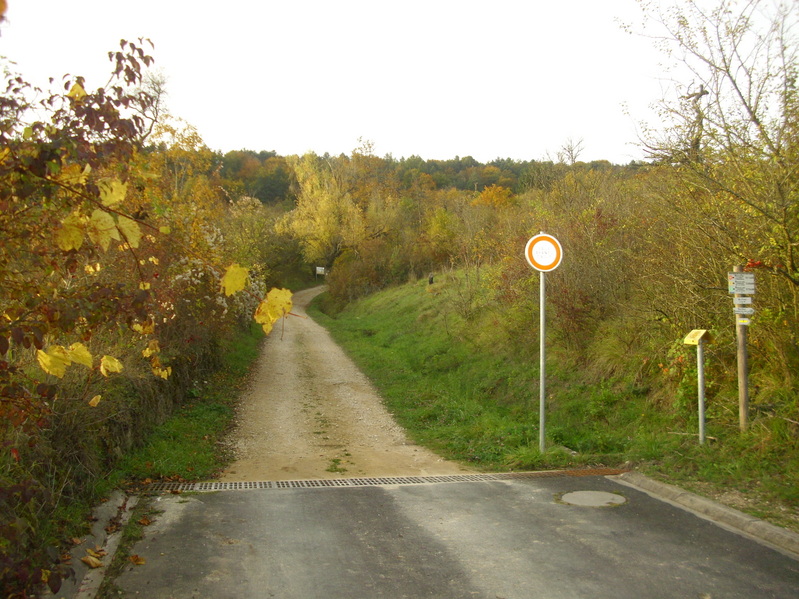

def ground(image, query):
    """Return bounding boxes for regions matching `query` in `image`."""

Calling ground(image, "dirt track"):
[221,286,467,481]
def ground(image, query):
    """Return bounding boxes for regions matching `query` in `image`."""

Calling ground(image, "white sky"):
[1,0,668,164]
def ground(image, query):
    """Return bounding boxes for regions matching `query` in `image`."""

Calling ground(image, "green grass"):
[309,274,799,532]
[106,323,264,487]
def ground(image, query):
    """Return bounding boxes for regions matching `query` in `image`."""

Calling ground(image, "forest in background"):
[2,0,798,596]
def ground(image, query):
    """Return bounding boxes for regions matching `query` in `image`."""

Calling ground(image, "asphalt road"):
[111,473,799,599]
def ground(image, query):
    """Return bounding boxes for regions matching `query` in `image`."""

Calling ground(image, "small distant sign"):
[733,296,753,305]
[734,307,755,315]
[728,272,755,294]
[316,266,326,275]
[737,318,751,326]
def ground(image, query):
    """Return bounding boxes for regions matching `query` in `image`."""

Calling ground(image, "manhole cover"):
[559,490,626,507]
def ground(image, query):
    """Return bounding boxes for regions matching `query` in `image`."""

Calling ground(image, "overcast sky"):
[1,0,669,164]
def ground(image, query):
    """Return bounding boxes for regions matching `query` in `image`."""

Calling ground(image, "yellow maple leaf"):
[67,342,93,368]
[58,163,90,186]
[100,355,123,376]
[131,319,155,335]
[88,395,102,407]
[117,216,142,248]
[253,288,294,336]
[37,346,71,378]
[159,226,171,234]
[254,288,293,330]
[98,178,127,207]
[55,212,85,251]
[142,340,160,358]
[87,209,121,251]
[220,264,249,296]
[67,83,87,102]
[152,366,171,380]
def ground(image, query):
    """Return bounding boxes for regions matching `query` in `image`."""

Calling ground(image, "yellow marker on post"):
[684,329,713,444]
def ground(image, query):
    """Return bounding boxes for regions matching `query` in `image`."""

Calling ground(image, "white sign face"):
[525,234,563,272]
[734,296,753,305]
[316,266,326,275]
[728,272,755,294]
[734,307,755,315]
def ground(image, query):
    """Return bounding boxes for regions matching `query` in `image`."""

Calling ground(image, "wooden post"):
[734,264,749,431]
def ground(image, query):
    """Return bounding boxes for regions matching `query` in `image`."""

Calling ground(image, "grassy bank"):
[310,274,799,532]
[8,323,265,598]
[105,322,264,490]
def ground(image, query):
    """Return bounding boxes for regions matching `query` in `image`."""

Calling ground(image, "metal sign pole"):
[732,265,750,431]
[524,232,562,455]
[539,270,546,453]
[697,338,706,445]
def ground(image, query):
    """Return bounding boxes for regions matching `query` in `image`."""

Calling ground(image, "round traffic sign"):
[525,233,562,272]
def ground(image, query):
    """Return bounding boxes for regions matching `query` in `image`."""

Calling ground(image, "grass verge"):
[101,323,264,489]
[39,323,264,597]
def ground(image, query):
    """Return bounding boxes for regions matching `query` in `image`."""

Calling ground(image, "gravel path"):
[220,286,467,481]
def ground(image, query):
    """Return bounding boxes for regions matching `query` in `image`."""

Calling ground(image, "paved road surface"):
[114,473,799,598]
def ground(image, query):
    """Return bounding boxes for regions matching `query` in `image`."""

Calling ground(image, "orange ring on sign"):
[525,234,563,272]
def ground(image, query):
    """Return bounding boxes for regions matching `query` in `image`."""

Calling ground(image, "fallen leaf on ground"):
[81,555,103,569]
[138,515,153,526]
[129,554,146,566]
[105,523,120,534]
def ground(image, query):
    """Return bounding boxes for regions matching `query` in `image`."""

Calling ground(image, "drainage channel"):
[146,468,626,493]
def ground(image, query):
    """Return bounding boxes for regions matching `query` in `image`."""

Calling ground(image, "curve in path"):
[221,286,467,481]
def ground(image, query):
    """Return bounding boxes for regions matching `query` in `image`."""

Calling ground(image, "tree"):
[557,137,585,165]
[639,0,799,291]
[278,153,365,267]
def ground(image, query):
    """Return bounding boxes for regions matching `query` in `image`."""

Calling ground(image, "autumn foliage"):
[0,41,294,596]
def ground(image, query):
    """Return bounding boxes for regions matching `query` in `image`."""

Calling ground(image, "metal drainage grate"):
[146,468,626,493]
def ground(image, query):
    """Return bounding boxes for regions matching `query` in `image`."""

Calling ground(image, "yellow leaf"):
[58,163,90,186]
[67,83,87,102]
[139,282,151,290]
[98,178,127,207]
[37,346,71,378]
[254,288,293,332]
[87,209,120,251]
[81,555,103,569]
[117,216,142,248]
[159,226,171,234]
[142,340,160,358]
[117,216,141,248]
[220,264,249,296]
[67,342,93,368]
[88,395,102,407]
[100,355,123,376]
[152,366,171,380]
[131,320,155,335]
[56,212,85,251]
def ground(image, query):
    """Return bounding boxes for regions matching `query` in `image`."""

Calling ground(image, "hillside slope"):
[310,272,799,533]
